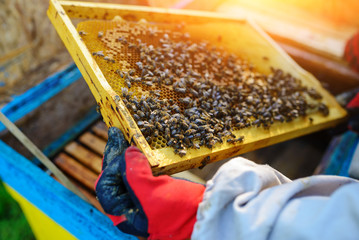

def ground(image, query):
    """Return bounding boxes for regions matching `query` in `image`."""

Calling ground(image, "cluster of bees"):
[85,22,329,157]
[121,88,245,156]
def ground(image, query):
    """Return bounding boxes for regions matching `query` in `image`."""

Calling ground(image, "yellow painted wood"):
[4,184,76,240]
[47,0,347,175]
[47,0,159,168]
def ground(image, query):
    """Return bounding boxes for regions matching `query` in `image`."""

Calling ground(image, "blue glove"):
[95,127,205,239]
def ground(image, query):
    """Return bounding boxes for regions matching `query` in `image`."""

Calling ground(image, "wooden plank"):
[76,184,104,214]
[41,107,100,158]
[0,63,81,132]
[78,132,106,156]
[91,121,108,140]
[60,0,247,24]
[64,142,102,174]
[5,183,77,240]
[54,153,98,191]
[279,43,359,94]
[217,0,357,60]
[0,43,33,65]
[0,140,133,239]
[0,111,87,202]
[52,174,104,214]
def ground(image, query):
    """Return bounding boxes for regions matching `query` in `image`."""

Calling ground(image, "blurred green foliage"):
[0,181,35,240]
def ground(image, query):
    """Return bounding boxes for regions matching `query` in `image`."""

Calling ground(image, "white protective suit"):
[192,157,359,240]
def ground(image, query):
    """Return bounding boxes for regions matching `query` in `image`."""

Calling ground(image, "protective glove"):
[95,127,205,239]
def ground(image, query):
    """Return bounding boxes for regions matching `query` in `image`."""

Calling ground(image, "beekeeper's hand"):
[95,127,205,239]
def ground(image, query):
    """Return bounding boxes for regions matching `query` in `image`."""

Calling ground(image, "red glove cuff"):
[347,92,359,109]
[125,147,205,239]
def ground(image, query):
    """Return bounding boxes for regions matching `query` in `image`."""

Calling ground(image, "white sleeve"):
[191,157,359,240]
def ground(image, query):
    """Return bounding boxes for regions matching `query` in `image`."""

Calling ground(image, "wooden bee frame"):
[48,0,346,175]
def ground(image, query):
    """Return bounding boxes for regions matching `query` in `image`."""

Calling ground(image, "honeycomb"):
[77,20,191,149]
[76,19,329,153]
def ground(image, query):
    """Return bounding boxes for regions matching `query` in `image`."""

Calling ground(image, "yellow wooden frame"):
[48,0,346,175]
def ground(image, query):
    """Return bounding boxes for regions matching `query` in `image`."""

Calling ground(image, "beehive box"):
[48,0,346,175]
